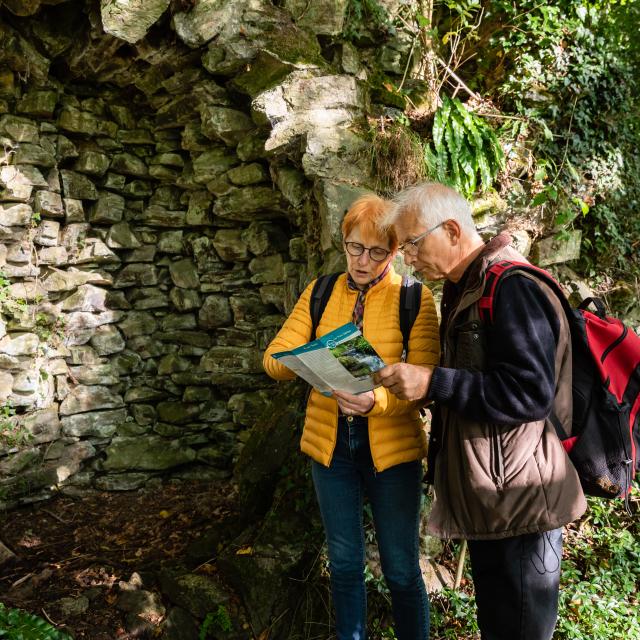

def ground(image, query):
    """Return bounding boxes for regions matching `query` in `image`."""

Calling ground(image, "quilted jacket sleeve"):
[368,283,441,417]
[263,280,316,381]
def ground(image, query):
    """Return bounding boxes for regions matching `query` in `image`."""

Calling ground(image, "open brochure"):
[271,322,386,395]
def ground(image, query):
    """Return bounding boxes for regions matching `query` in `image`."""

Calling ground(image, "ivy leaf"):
[415,13,430,28]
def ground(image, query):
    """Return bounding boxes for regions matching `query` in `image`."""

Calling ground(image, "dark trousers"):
[311,416,429,640]
[468,528,563,640]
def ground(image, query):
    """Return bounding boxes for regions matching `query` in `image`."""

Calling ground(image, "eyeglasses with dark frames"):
[344,242,391,262]
[398,221,444,256]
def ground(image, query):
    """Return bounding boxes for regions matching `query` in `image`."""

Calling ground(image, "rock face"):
[0,0,376,511]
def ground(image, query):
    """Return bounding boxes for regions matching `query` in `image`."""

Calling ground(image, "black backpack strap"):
[399,274,423,362]
[309,272,341,339]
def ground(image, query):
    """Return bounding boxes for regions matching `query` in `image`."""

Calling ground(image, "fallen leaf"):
[236,546,253,556]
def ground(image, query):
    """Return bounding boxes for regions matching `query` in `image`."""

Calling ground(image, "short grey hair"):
[383,182,477,233]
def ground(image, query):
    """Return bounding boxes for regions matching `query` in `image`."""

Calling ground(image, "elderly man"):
[374,182,586,640]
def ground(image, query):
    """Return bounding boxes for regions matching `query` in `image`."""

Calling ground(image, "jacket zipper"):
[490,423,504,489]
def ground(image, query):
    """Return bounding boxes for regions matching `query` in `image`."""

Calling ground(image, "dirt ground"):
[0,479,238,639]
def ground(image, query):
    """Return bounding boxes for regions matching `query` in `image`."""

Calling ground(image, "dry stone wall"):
[0,0,384,508]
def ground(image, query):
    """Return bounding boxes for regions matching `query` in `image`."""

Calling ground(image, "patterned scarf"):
[347,263,391,331]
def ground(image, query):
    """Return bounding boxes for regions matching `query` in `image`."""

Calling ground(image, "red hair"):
[341,194,398,250]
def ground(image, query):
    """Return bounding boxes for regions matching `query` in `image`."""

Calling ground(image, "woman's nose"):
[357,251,371,265]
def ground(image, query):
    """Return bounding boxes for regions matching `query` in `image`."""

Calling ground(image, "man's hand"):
[332,390,375,416]
[373,363,433,401]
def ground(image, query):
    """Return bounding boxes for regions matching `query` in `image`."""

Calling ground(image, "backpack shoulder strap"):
[309,272,341,339]
[478,260,575,441]
[478,259,573,324]
[399,274,423,361]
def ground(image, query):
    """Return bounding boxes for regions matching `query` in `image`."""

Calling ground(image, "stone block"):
[89,191,125,224]
[157,401,202,425]
[103,435,196,471]
[0,203,32,226]
[169,288,201,312]
[198,295,233,329]
[111,152,149,178]
[200,106,254,146]
[192,148,238,184]
[61,408,126,438]
[106,221,142,249]
[61,284,108,312]
[0,114,39,142]
[33,219,60,246]
[114,264,159,288]
[185,190,212,226]
[200,346,262,374]
[16,89,58,117]
[37,246,68,266]
[14,142,55,167]
[74,150,111,176]
[64,198,85,222]
[285,0,348,34]
[533,230,582,267]
[60,170,98,200]
[249,254,284,284]
[59,385,124,416]
[0,165,38,202]
[141,205,186,227]
[58,108,100,136]
[158,230,184,254]
[213,186,285,221]
[0,332,39,356]
[34,190,64,217]
[90,324,126,356]
[67,363,119,386]
[169,259,199,289]
[212,229,250,262]
[118,311,158,338]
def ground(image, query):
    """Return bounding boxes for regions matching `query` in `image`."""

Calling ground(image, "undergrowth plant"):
[427,487,640,640]
[199,605,232,638]
[0,401,31,449]
[0,603,73,640]
[425,95,505,197]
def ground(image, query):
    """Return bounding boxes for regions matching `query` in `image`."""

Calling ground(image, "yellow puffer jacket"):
[263,267,441,472]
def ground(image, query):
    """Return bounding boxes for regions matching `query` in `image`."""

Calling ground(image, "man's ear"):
[441,219,461,244]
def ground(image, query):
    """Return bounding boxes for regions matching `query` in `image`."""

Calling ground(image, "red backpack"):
[479,260,640,510]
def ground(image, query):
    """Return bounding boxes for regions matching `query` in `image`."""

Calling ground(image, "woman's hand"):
[332,390,375,416]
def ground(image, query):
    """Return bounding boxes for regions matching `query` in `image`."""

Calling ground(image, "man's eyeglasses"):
[398,221,444,256]
[344,242,391,262]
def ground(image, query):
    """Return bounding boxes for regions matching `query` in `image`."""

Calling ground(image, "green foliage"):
[430,586,479,640]
[0,603,73,640]
[0,269,27,318]
[555,491,640,639]
[426,489,640,640]
[343,0,392,42]
[433,0,640,274]
[426,95,504,197]
[368,120,429,194]
[199,605,232,639]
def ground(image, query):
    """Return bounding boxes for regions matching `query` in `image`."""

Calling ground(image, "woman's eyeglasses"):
[344,242,391,262]
[398,221,444,256]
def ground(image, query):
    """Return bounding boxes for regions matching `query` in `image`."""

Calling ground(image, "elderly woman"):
[263,194,440,640]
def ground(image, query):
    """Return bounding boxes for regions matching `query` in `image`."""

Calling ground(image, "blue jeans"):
[311,416,429,640]
[468,528,563,640]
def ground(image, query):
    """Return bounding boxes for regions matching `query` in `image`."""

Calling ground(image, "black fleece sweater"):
[427,273,561,426]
